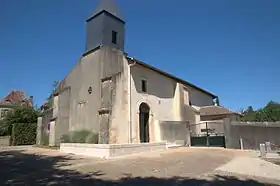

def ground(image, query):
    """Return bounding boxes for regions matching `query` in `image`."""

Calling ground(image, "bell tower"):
[84,0,125,54]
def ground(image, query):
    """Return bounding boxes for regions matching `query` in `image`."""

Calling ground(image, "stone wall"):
[0,136,11,146]
[224,119,280,150]
[159,121,190,146]
[53,46,128,144]
[98,47,128,144]
[60,142,167,159]
[37,109,53,145]
[55,88,71,145]
[36,117,42,145]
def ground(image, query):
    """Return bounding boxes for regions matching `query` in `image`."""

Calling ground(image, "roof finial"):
[92,0,122,20]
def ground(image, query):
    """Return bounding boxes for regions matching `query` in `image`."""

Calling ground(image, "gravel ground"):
[0,146,279,185]
[216,156,280,182]
[266,159,280,166]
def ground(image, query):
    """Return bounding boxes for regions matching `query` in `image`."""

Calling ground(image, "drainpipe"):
[128,58,136,143]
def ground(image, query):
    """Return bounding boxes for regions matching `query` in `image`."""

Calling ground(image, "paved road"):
[0,146,278,185]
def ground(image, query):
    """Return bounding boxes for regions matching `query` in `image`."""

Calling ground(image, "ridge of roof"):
[200,105,222,108]
[200,105,241,116]
[89,0,123,21]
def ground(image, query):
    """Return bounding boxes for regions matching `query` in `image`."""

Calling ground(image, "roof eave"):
[0,104,17,108]
[201,112,242,117]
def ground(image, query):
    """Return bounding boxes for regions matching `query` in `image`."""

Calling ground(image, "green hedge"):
[11,123,37,146]
[61,130,98,144]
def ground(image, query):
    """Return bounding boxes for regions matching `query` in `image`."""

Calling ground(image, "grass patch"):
[60,130,98,144]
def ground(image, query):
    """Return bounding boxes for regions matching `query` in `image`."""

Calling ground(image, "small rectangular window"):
[141,80,147,92]
[112,30,117,44]
[0,110,4,118]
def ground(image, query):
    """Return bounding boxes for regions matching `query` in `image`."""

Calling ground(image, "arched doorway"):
[139,103,150,143]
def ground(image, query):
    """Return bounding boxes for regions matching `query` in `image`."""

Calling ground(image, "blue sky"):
[0,0,279,111]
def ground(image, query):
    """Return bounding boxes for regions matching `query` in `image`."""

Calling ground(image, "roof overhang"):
[200,112,242,117]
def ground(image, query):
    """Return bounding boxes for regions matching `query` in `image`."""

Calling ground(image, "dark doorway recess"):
[139,103,150,143]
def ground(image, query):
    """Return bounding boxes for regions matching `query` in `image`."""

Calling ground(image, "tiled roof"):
[200,105,240,116]
[0,90,31,105]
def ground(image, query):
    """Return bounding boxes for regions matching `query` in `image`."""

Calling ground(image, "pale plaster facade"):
[47,48,216,145]
[42,0,217,146]
[129,63,215,143]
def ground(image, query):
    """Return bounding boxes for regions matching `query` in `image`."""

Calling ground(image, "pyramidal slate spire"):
[84,0,125,55]
[92,0,123,20]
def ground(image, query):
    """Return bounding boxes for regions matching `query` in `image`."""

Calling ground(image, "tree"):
[215,97,220,106]
[241,106,256,121]
[241,101,280,122]
[261,101,280,122]
[0,105,40,136]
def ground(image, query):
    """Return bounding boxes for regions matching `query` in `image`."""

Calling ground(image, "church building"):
[43,0,217,146]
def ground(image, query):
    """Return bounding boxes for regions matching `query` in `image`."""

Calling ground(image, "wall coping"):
[159,121,189,125]
[0,136,10,139]
[60,142,168,159]
[60,142,167,149]
[231,121,280,127]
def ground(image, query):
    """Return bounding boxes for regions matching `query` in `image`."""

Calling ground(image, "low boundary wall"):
[0,136,11,146]
[159,121,190,146]
[60,142,167,159]
[224,119,280,150]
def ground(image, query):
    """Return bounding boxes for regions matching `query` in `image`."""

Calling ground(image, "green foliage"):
[0,105,39,136]
[215,97,220,106]
[241,106,256,121]
[60,130,98,144]
[60,134,70,143]
[71,130,92,143]
[5,105,39,124]
[241,101,280,122]
[0,120,9,136]
[11,123,37,145]
[85,132,99,144]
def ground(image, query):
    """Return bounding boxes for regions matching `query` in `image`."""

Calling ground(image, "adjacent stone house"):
[200,105,242,121]
[190,105,242,136]
[43,0,221,146]
[0,90,33,119]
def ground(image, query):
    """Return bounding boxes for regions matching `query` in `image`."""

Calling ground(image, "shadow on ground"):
[0,150,277,186]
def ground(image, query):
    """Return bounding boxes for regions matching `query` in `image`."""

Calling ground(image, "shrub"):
[60,134,70,143]
[0,120,9,136]
[60,130,98,144]
[71,130,91,143]
[85,132,99,144]
[11,123,37,146]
